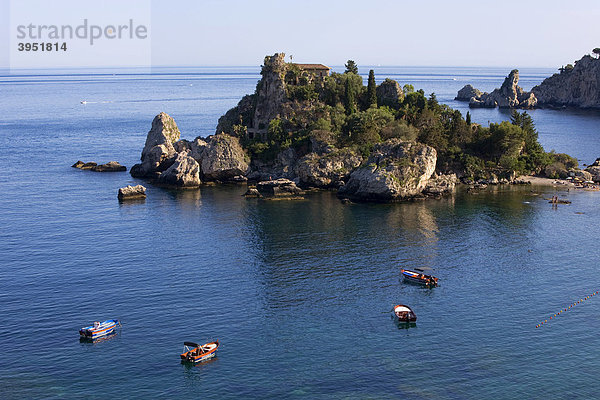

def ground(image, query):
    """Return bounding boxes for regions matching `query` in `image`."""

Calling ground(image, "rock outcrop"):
[158,151,201,187]
[72,160,126,172]
[131,113,251,186]
[568,169,593,182]
[585,158,600,182]
[247,147,300,182]
[93,161,127,172]
[252,53,288,132]
[296,148,362,188]
[467,70,537,109]
[423,173,458,196]
[532,55,600,108]
[131,112,180,179]
[456,54,600,109]
[256,178,304,198]
[72,161,97,170]
[338,139,437,202]
[201,134,249,181]
[118,185,146,201]
[455,84,482,101]
[376,78,404,107]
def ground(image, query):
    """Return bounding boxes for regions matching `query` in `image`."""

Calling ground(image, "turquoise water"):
[1,67,600,399]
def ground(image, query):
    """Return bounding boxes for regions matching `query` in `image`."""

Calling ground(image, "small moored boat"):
[180,340,219,363]
[401,268,438,287]
[79,319,120,340]
[394,304,417,322]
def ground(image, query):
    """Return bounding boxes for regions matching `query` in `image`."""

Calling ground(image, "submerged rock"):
[93,161,127,172]
[158,151,201,187]
[243,187,261,198]
[338,139,437,202]
[72,161,97,170]
[256,178,304,197]
[118,185,147,201]
[72,160,126,172]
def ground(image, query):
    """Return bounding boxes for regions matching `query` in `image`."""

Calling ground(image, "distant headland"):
[456,50,600,109]
[127,53,598,202]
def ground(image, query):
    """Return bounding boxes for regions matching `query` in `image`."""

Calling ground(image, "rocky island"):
[456,51,600,109]
[129,53,593,201]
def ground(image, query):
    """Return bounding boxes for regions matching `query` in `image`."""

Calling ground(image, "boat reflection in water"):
[395,320,417,330]
[79,330,119,344]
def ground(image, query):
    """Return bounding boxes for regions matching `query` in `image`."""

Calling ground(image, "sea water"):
[1,66,599,399]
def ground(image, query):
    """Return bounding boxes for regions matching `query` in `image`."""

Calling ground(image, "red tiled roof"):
[293,63,331,70]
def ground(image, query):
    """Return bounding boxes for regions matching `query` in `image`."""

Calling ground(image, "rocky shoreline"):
[122,110,597,202]
[456,52,600,109]
[124,111,460,201]
[103,53,600,203]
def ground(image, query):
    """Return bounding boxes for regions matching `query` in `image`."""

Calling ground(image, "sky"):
[1,0,599,69]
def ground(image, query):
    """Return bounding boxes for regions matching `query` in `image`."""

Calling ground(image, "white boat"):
[79,319,120,340]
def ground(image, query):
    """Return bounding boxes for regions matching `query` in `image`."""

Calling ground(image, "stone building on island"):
[291,63,331,79]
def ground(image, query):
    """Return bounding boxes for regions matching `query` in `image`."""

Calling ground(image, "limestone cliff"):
[338,139,437,202]
[456,53,600,109]
[132,112,249,186]
[532,55,600,108]
[465,70,537,109]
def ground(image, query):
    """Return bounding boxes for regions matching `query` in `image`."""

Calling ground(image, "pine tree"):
[367,70,377,107]
[344,60,358,74]
[466,111,471,126]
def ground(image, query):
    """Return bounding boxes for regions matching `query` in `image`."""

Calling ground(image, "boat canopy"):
[184,342,199,348]
[394,305,412,313]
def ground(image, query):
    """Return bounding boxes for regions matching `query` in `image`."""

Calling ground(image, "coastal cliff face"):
[252,53,289,131]
[338,140,437,201]
[532,55,600,108]
[456,54,600,109]
[130,112,180,179]
[131,113,248,185]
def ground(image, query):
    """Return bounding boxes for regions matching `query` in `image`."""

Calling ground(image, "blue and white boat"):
[79,319,120,340]
[401,268,438,287]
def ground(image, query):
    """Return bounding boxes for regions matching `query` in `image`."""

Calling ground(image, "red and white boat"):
[394,304,417,322]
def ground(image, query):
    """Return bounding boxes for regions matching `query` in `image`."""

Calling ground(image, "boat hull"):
[401,269,438,286]
[180,341,219,364]
[79,320,119,339]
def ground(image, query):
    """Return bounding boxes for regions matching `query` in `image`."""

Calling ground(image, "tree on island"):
[403,84,414,94]
[367,69,377,107]
[344,60,358,74]
[593,48,600,59]
[466,111,471,126]
[344,77,357,115]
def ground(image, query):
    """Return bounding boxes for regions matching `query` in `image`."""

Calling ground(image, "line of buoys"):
[536,291,598,328]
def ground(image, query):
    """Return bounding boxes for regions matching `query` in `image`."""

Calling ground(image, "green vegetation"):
[238,61,572,179]
[344,60,358,74]
[367,70,377,108]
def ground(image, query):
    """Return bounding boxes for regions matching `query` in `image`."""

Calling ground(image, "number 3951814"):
[18,42,67,52]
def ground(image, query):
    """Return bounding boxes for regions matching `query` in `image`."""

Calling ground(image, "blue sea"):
[1,66,600,399]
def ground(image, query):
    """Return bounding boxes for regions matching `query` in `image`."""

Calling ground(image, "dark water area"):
[1,67,600,399]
